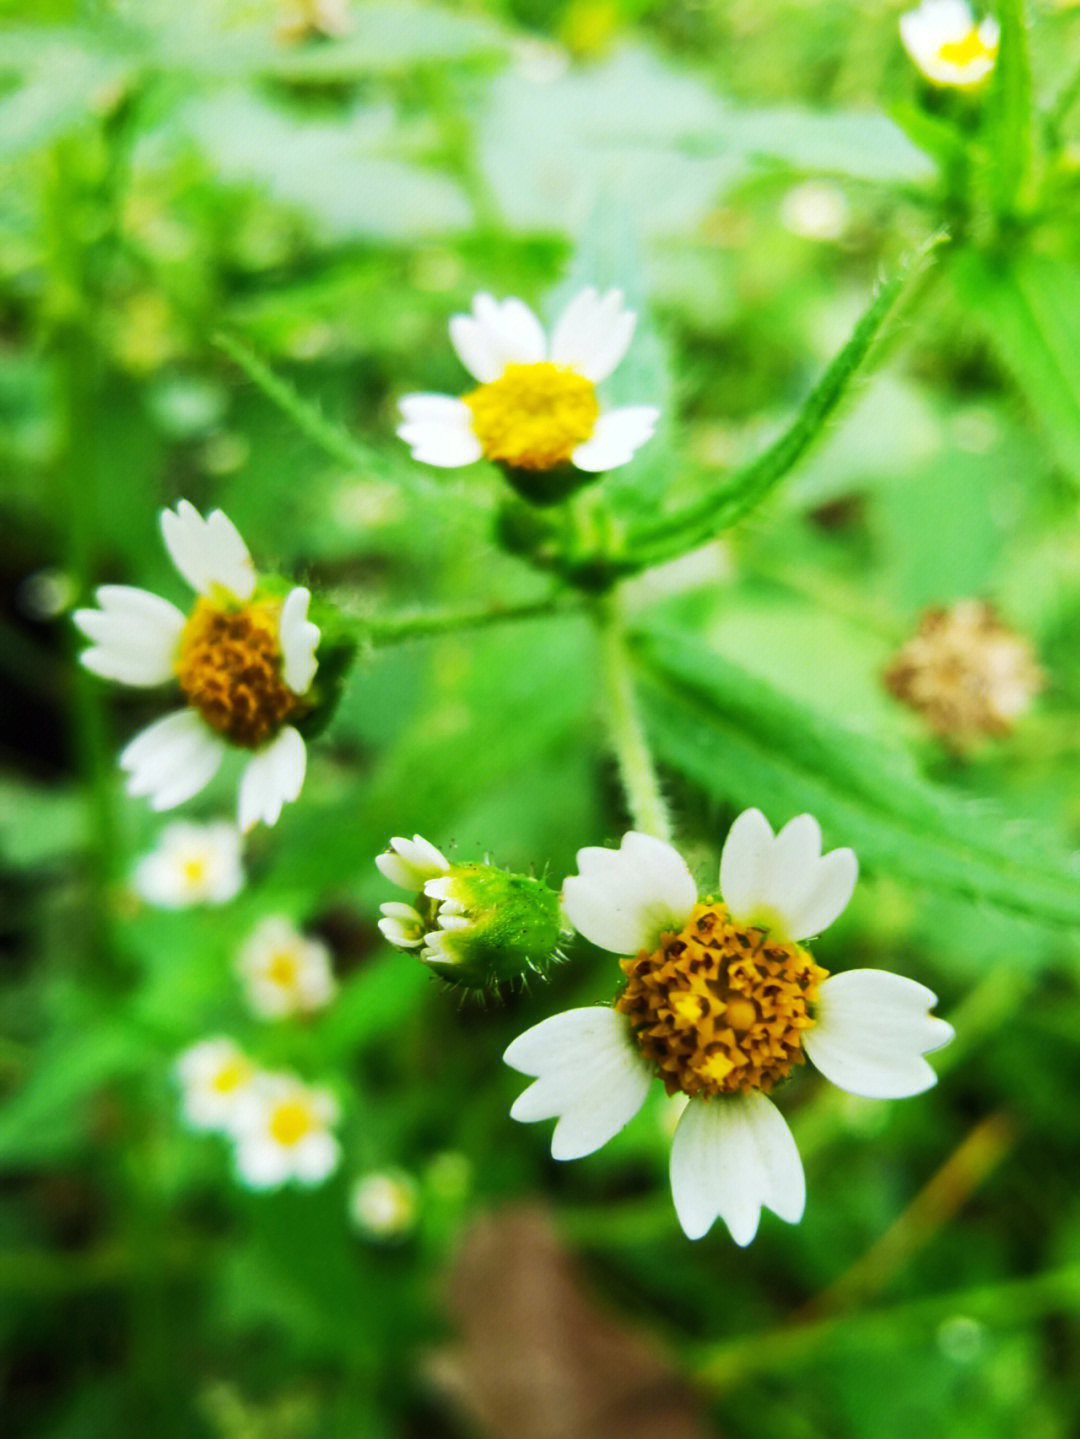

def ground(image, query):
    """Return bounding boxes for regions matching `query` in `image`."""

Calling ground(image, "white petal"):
[720,809,856,942]
[278,587,320,695]
[804,970,954,1099]
[563,831,696,955]
[550,288,637,382]
[160,500,256,601]
[504,1007,652,1161]
[571,405,659,472]
[294,1132,341,1185]
[376,835,450,890]
[234,1137,293,1190]
[74,586,187,686]
[397,394,483,467]
[120,709,225,810]
[669,1091,805,1245]
[378,915,423,948]
[238,726,306,832]
[447,313,503,383]
[448,294,547,381]
[782,847,858,943]
[719,808,776,920]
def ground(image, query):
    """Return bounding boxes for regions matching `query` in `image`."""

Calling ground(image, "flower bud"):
[376,836,565,990]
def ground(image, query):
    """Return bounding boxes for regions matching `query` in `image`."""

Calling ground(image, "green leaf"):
[0,1021,142,1165]
[0,31,130,159]
[955,248,1080,486]
[635,626,1080,935]
[623,238,944,566]
[177,87,472,242]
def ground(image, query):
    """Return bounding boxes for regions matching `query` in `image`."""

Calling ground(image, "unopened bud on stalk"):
[376,835,564,990]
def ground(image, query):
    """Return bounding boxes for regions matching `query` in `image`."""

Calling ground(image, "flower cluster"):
[176,1038,341,1190]
[504,812,954,1244]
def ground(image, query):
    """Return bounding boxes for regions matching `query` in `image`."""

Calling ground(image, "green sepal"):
[498,460,599,508]
[424,864,564,991]
[293,596,357,742]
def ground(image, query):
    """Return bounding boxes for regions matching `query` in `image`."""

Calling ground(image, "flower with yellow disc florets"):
[397,288,660,504]
[74,501,351,831]
[900,0,999,88]
[504,811,954,1245]
[377,834,565,990]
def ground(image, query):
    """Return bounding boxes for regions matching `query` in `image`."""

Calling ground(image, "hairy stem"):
[597,594,672,842]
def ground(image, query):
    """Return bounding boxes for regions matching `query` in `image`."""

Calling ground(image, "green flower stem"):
[360,590,585,647]
[609,238,945,575]
[596,594,672,842]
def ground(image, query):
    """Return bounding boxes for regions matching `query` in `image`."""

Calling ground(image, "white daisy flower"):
[397,288,660,476]
[132,819,244,908]
[236,914,337,1019]
[176,1037,259,1134]
[900,0,999,88]
[504,812,954,1246]
[73,501,320,832]
[232,1072,342,1191]
[349,1169,420,1241]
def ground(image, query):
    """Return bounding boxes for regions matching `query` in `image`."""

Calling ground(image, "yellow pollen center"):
[936,27,996,67]
[175,598,297,748]
[269,1100,315,1147]
[615,900,828,1098]
[211,1059,252,1094]
[463,362,599,471]
[266,952,299,988]
[182,857,207,884]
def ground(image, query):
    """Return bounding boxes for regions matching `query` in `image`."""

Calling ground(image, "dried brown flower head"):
[884,599,1044,748]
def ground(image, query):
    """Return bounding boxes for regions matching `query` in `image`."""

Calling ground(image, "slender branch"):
[361,590,585,647]
[616,236,946,572]
[596,594,672,842]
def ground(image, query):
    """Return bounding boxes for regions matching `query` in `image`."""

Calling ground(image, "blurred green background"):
[4,0,1080,1435]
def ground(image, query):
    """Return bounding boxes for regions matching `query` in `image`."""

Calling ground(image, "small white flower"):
[236,914,337,1019]
[232,1072,342,1191]
[73,501,320,831]
[397,288,660,474]
[349,1169,420,1241]
[133,819,244,908]
[176,1037,259,1133]
[900,0,999,88]
[505,812,954,1246]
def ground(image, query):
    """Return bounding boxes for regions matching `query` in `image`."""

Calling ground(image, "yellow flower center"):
[211,1058,253,1094]
[182,856,208,885]
[463,362,599,471]
[615,900,828,1098]
[175,598,297,748]
[269,1099,316,1147]
[266,951,300,989]
[936,27,996,68]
